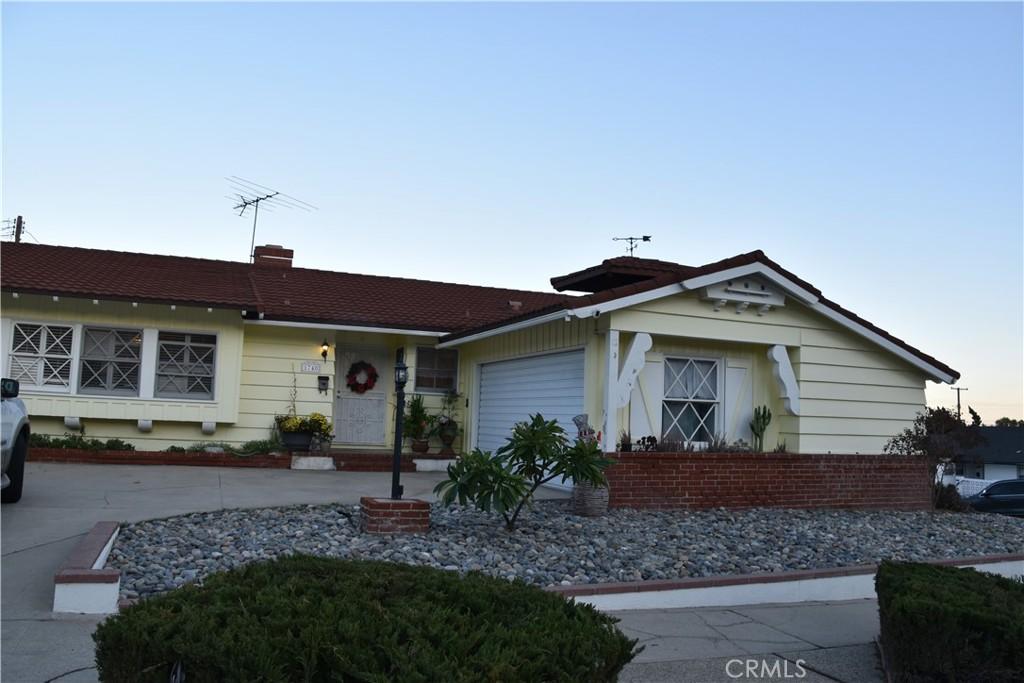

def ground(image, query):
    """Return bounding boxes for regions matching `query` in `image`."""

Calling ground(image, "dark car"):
[965,479,1024,517]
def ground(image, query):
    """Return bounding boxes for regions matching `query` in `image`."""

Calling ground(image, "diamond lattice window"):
[661,357,720,444]
[79,327,142,396]
[155,332,216,400]
[8,322,74,390]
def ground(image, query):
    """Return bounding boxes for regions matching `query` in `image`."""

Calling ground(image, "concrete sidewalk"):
[617,599,883,682]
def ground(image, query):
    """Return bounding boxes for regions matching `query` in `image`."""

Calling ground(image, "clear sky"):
[3,2,1022,419]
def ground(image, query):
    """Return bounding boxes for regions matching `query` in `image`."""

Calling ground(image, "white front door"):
[334,347,388,446]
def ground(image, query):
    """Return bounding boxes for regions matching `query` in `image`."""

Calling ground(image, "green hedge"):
[94,556,640,682]
[876,560,1024,682]
[30,433,135,451]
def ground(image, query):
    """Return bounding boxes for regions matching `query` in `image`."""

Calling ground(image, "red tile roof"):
[0,243,957,380]
[0,243,572,333]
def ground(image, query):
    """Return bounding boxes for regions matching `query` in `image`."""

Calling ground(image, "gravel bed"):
[109,501,1024,600]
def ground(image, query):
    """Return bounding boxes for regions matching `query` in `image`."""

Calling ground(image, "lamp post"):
[391,348,408,499]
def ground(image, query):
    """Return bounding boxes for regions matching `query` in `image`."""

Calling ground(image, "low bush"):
[29,433,135,451]
[93,556,639,682]
[933,483,970,512]
[162,438,281,455]
[875,561,1024,682]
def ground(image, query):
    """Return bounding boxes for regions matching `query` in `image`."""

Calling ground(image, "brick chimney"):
[253,244,293,267]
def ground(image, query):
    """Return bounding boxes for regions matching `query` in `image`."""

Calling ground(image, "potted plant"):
[435,391,462,456]
[403,394,434,454]
[275,412,333,452]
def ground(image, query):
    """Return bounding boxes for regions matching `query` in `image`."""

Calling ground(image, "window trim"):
[154,329,219,401]
[660,355,724,446]
[413,346,459,394]
[77,326,144,397]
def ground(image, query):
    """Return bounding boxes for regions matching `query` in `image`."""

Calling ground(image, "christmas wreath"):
[345,361,379,394]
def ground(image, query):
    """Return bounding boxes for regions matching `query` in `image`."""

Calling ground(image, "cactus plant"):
[750,405,772,452]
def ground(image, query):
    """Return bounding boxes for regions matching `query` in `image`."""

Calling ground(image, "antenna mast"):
[225,176,317,261]
[612,235,652,257]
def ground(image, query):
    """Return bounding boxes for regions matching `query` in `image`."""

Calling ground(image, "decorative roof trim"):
[244,319,446,337]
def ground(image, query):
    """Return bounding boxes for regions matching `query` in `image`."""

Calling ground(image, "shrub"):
[29,433,135,451]
[933,483,970,512]
[93,556,639,682]
[875,561,1024,682]
[403,393,435,440]
[435,414,613,529]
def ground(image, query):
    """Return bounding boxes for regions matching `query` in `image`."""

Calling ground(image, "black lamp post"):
[391,347,408,499]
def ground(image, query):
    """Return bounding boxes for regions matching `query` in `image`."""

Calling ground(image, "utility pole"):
[951,386,969,419]
[14,216,23,243]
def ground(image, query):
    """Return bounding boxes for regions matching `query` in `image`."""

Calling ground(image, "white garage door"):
[476,350,585,490]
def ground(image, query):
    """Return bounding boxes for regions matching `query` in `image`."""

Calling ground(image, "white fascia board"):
[244,318,446,337]
[680,264,820,305]
[568,283,687,319]
[437,310,570,348]
[809,302,956,384]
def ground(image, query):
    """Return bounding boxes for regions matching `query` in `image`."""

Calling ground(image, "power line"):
[950,386,969,419]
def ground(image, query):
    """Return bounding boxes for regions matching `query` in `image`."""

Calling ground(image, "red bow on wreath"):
[345,361,379,394]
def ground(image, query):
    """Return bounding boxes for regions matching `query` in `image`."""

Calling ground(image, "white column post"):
[603,329,620,453]
[139,328,159,399]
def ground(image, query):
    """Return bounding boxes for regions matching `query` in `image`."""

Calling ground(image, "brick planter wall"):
[359,497,431,534]
[605,452,931,510]
[28,448,416,472]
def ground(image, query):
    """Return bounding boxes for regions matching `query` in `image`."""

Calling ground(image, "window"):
[8,322,74,390]
[662,357,720,444]
[78,327,142,396]
[415,347,458,392]
[155,332,216,399]
[987,481,1024,496]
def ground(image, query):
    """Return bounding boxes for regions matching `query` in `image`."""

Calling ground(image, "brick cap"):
[54,521,120,583]
[360,497,430,510]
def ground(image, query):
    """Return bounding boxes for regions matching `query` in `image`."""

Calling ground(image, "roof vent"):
[253,244,293,268]
[508,300,523,311]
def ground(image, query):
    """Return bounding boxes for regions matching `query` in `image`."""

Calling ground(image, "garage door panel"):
[476,350,585,492]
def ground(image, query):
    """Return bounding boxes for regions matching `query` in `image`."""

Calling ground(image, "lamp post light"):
[391,348,408,499]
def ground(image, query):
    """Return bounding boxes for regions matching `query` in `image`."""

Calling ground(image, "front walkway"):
[617,599,882,682]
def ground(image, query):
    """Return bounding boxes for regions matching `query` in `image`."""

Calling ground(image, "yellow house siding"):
[609,291,930,454]
[450,317,599,451]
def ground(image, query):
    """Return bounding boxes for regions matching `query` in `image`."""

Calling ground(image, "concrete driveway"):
[2,462,451,682]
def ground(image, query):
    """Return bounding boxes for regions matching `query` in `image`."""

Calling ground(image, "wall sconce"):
[321,339,330,361]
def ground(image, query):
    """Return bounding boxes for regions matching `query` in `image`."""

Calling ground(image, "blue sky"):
[3,2,1022,418]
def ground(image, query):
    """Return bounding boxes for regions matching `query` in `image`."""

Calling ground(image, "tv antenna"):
[225,176,317,261]
[613,235,652,257]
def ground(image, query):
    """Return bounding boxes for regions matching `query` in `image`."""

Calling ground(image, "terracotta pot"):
[410,439,430,454]
[438,429,457,456]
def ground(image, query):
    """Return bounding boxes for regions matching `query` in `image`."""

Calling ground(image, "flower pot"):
[438,429,457,456]
[572,482,609,517]
[281,431,314,452]
[410,439,430,454]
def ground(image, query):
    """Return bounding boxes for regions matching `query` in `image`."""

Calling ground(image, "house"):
[0,243,959,463]
[956,426,1024,481]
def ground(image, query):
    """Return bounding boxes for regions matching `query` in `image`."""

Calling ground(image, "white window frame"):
[413,346,459,394]
[154,329,218,401]
[661,355,724,447]
[7,320,78,393]
[78,326,144,397]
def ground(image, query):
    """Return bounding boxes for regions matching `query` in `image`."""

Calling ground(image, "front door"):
[334,347,388,446]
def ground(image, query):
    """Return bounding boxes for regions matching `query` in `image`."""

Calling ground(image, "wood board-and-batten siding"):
[612,292,927,455]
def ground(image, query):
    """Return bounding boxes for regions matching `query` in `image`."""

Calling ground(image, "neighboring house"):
[0,243,958,458]
[956,427,1024,481]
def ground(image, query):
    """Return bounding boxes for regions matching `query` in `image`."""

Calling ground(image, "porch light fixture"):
[321,339,330,361]
[391,348,408,499]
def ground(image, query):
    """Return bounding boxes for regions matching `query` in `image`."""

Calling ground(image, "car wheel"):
[1,431,27,504]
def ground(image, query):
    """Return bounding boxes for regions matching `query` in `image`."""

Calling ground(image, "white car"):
[1,378,30,503]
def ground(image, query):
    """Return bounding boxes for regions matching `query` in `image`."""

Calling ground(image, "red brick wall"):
[606,452,931,510]
[28,448,415,472]
[359,497,430,534]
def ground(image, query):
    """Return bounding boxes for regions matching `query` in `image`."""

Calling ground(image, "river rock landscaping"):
[109,501,1024,600]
